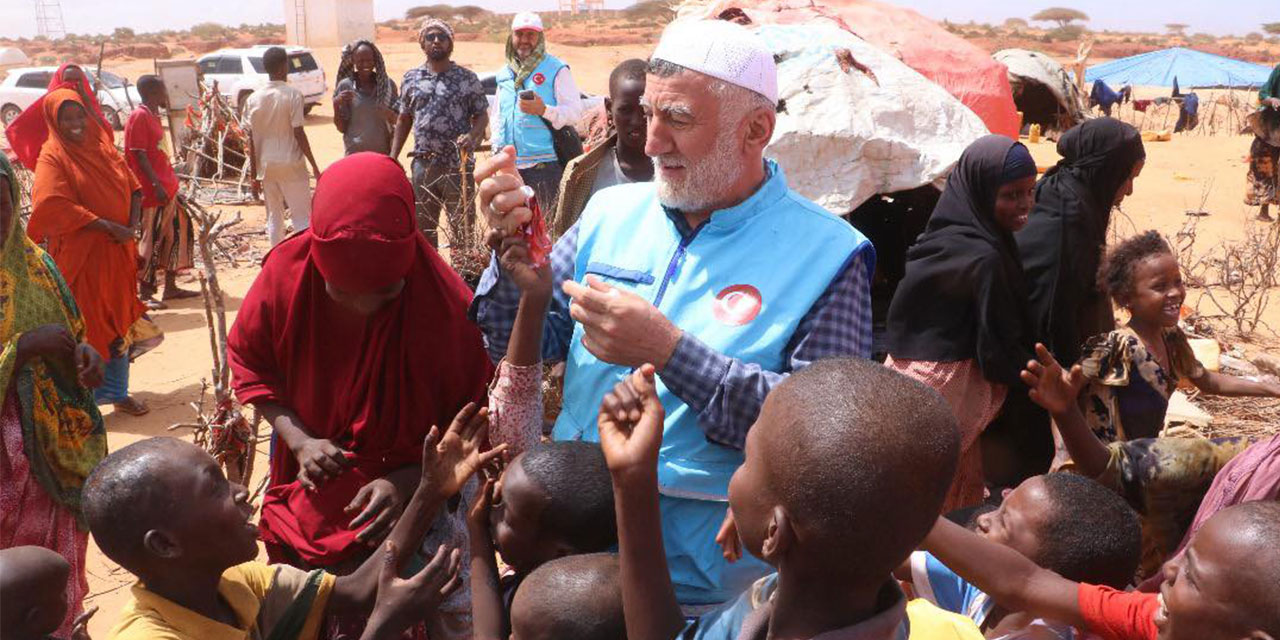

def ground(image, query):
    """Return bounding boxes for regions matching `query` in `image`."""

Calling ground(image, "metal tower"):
[293,0,308,46]
[34,0,67,40]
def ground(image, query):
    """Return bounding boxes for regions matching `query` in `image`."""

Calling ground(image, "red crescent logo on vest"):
[713,285,763,326]
[532,72,546,85]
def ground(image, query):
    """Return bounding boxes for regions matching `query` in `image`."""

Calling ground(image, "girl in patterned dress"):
[1077,231,1280,443]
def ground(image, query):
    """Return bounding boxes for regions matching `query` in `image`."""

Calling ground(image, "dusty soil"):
[28,37,1280,638]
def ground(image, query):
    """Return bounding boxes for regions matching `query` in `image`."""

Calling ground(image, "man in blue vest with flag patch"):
[472,18,875,609]
[489,11,584,214]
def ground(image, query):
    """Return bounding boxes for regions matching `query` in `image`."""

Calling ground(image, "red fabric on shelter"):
[227,153,493,566]
[686,0,1021,138]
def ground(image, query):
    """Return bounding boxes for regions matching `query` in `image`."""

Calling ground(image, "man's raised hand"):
[475,145,532,236]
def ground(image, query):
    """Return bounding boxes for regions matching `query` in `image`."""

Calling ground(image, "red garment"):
[1078,583,1159,640]
[1,391,89,639]
[227,152,493,567]
[124,106,178,207]
[4,64,114,170]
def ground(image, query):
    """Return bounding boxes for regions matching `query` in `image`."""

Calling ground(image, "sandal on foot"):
[162,287,202,301]
[113,398,150,416]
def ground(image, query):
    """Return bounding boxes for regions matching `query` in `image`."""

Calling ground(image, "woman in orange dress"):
[26,88,147,416]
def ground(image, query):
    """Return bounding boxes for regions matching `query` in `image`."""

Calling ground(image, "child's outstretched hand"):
[715,509,742,563]
[598,364,665,481]
[421,403,507,500]
[362,541,463,640]
[497,235,553,299]
[70,605,98,640]
[1020,343,1086,415]
[465,458,503,537]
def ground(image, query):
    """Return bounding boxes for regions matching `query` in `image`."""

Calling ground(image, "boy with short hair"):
[84,405,503,640]
[0,546,96,640]
[125,74,195,304]
[921,500,1280,640]
[598,358,983,639]
[507,552,626,640]
[467,441,617,638]
[245,46,321,246]
[906,472,1141,637]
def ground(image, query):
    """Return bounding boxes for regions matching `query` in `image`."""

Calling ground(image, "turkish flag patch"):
[713,285,763,326]
[532,72,546,85]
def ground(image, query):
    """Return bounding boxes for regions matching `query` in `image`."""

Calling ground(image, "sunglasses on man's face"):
[423,33,449,43]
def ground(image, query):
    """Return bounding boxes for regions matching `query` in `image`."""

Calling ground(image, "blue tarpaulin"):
[1085,47,1273,89]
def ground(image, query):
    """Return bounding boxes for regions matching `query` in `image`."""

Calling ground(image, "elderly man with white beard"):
[470,19,875,608]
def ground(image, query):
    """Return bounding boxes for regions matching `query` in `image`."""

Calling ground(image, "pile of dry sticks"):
[174,81,255,205]
[168,196,265,490]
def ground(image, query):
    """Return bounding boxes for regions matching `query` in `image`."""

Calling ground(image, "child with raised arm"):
[82,404,504,640]
[1023,231,1280,576]
[598,358,984,640]
[919,501,1280,640]
[469,236,619,639]
[900,472,1141,639]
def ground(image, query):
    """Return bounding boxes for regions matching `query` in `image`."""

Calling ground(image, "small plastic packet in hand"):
[518,185,553,268]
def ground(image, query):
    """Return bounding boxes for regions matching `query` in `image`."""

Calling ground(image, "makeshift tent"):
[0,48,29,68]
[749,22,989,212]
[676,0,1021,137]
[1086,47,1273,89]
[995,49,1087,132]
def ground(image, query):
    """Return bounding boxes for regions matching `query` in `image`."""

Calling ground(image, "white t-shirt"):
[245,80,306,178]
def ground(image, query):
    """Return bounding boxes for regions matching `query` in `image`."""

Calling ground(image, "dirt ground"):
[72,40,1280,637]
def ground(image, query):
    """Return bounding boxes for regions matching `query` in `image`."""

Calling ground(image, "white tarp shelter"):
[756,23,988,213]
[994,48,1087,132]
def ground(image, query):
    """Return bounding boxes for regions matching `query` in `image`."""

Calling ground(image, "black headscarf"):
[1016,118,1145,367]
[884,135,1037,386]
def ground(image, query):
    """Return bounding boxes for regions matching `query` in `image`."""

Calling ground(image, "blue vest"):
[495,55,566,166]
[554,162,872,500]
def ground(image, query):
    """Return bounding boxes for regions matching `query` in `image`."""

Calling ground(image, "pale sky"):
[2,0,1277,40]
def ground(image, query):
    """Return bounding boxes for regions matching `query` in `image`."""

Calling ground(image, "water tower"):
[284,0,373,47]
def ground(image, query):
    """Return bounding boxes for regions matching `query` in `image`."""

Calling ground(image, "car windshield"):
[95,70,125,88]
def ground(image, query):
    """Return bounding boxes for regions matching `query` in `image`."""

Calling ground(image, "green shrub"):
[190,22,228,39]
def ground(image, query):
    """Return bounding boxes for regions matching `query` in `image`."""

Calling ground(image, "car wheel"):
[0,104,21,127]
[102,106,123,131]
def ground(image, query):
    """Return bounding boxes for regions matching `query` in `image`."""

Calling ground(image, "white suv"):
[0,66,143,129]
[197,46,327,114]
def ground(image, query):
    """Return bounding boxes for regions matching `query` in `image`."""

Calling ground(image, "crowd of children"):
[6,214,1280,639]
[6,15,1280,640]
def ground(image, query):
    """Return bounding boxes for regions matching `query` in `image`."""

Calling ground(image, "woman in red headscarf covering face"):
[228,152,493,573]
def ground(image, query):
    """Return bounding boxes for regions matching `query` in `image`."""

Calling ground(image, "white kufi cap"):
[511,12,544,32]
[650,19,777,104]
